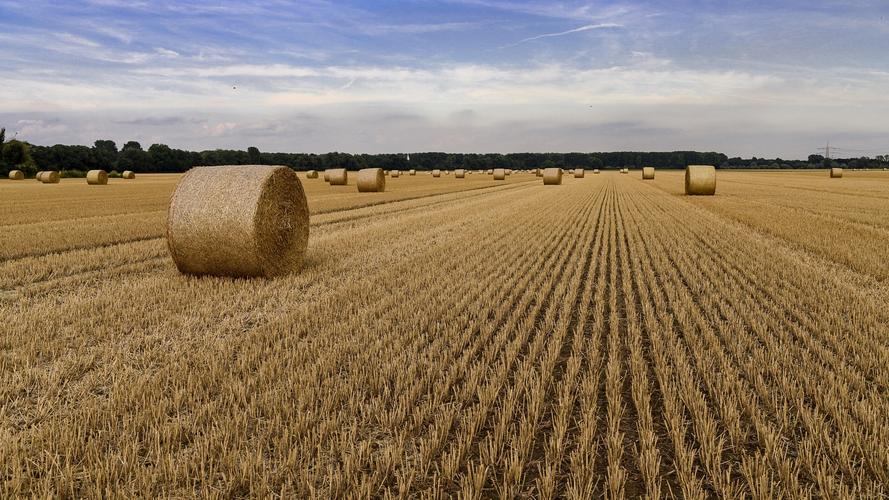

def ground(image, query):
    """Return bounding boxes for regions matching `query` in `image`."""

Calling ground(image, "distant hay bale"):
[574,168,584,178]
[409,169,416,175]
[493,168,506,180]
[506,169,513,175]
[166,165,309,278]
[432,169,441,177]
[357,168,385,192]
[830,167,843,178]
[87,170,108,185]
[455,169,466,178]
[391,170,400,178]
[445,170,451,175]
[327,168,348,185]
[8,170,24,180]
[384,170,389,176]
[323,170,330,182]
[306,170,318,179]
[41,171,60,184]
[621,168,628,174]
[593,169,600,174]
[685,165,716,195]
[122,170,136,179]
[543,168,562,185]
[36,171,45,182]
[642,167,655,180]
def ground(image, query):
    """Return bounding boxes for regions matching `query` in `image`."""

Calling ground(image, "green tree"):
[247,146,261,164]
[93,140,118,169]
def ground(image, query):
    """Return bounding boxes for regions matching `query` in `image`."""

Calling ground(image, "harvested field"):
[1,170,887,497]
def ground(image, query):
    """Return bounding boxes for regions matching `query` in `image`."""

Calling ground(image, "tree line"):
[2,132,887,177]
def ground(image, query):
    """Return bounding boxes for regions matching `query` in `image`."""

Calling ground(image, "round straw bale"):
[122,170,136,179]
[493,168,506,180]
[593,169,600,174]
[8,170,24,180]
[642,167,655,180]
[506,169,513,175]
[87,170,108,185]
[455,169,466,178]
[35,171,45,182]
[357,168,386,192]
[306,170,318,179]
[685,165,716,195]
[41,171,60,183]
[166,165,309,278]
[543,168,562,185]
[445,170,451,175]
[323,170,330,182]
[574,168,585,178]
[391,170,400,178]
[830,167,843,178]
[327,168,348,185]
[409,169,416,175]
[432,169,441,177]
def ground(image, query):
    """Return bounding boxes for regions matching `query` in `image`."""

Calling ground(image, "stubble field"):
[1,169,887,498]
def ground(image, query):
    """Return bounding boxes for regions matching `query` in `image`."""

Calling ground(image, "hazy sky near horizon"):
[2,0,889,158]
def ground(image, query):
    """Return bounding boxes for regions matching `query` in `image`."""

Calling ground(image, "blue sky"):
[1,0,888,158]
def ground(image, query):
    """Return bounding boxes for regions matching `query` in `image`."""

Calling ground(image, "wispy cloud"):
[499,22,622,48]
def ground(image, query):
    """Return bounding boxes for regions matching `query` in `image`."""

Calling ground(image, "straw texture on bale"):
[122,170,136,179]
[391,170,400,178]
[543,168,562,185]
[685,165,716,195]
[8,170,24,180]
[455,169,465,178]
[327,168,348,185]
[493,168,506,180]
[306,170,318,179]
[41,171,60,184]
[36,171,45,182]
[166,165,309,278]
[642,167,655,180]
[432,169,441,177]
[87,170,108,185]
[830,167,843,178]
[357,168,386,192]
[409,169,416,175]
[574,168,584,178]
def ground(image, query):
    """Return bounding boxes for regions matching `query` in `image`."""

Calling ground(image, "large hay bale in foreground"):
[327,168,348,185]
[87,170,108,185]
[574,168,585,178]
[122,170,136,179]
[455,169,465,178]
[543,168,562,185]
[432,169,441,177]
[41,171,60,184]
[409,169,416,176]
[306,170,319,179]
[166,165,309,278]
[357,168,386,192]
[8,170,24,180]
[685,165,716,195]
[493,168,506,180]
[642,167,655,180]
[830,167,843,178]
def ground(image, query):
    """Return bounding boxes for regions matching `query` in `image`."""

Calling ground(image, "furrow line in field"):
[627,186,878,495]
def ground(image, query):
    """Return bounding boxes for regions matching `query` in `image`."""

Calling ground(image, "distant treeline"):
[2,132,888,176]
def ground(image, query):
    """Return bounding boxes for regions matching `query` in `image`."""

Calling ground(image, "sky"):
[1,0,889,159]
